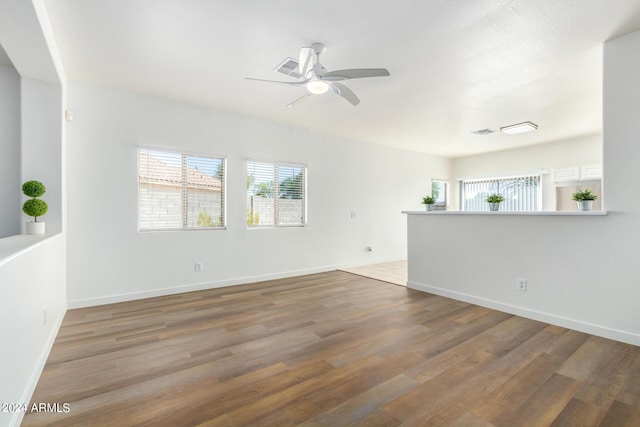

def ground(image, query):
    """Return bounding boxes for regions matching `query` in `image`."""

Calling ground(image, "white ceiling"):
[41,0,640,157]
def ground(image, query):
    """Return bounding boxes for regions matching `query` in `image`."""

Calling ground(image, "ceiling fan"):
[246,43,390,107]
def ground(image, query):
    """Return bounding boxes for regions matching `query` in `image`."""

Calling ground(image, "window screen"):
[138,148,225,230]
[460,174,540,211]
[247,161,307,227]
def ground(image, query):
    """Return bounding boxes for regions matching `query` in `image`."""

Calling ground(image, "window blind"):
[138,148,225,230]
[460,174,540,211]
[247,161,307,227]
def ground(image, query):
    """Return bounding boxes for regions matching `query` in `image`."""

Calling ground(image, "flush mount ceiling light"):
[500,121,538,135]
[306,79,330,94]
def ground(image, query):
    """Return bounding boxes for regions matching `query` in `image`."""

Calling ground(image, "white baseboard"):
[11,302,67,427]
[408,280,640,347]
[68,266,338,309]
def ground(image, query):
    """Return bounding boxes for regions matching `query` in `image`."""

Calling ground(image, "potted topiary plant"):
[572,188,597,211]
[22,180,48,234]
[422,196,436,211]
[486,193,505,211]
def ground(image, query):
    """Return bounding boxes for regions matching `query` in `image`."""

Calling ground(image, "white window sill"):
[402,210,608,216]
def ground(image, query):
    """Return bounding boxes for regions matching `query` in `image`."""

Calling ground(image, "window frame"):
[137,147,227,232]
[246,159,308,228]
[431,179,449,211]
[459,173,542,212]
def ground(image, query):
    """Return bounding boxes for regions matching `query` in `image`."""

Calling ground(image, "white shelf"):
[0,234,55,267]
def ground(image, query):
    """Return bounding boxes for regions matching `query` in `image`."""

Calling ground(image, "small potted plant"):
[572,188,597,211]
[422,196,436,211]
[22,180,48,234]
[486,193,505,211]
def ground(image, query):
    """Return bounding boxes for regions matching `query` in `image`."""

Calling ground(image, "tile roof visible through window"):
[138,151,221,191]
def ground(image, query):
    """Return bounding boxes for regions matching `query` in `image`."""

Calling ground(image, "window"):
[247,161,307,227]
[138,148,225,230]
[460,174,541,211]
[431,180,448,211]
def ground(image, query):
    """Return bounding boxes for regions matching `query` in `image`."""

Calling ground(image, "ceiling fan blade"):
[286,93,311,108]
[298,47,314,79]
[331,82,360,106]
[245,77,305,86]
[321,68,390,81]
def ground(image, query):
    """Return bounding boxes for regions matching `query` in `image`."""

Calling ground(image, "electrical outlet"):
[366,246,373,252]
[194,262,202,272]
[517,278,527,292]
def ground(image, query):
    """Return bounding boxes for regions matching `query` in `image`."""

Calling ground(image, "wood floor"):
[23,271,640,426]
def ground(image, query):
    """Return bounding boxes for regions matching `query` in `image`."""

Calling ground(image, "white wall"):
[603,31,640,214]
[0,2,67,426]
[0,64,20,238]
[0,236,67,427]
[452,134,602,210]
[66,82,451,307]
[406,30,640,346]
[20,77,64,234]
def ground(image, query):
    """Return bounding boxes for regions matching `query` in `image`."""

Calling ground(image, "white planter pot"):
[488,202,500,211]
[26,221,45,235]
[577,200,593,211]
[425,204,435,212]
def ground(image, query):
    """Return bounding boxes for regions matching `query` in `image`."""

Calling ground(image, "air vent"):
[471,128,495,135]
[274,57,302,79]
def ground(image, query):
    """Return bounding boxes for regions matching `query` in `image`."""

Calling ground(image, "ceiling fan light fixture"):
[500,121,538,135]
[247,43,389,107]
[306,79,329,94]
